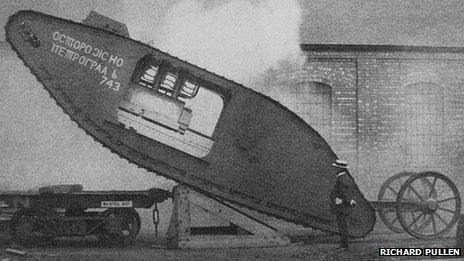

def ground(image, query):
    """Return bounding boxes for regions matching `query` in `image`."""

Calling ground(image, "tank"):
[5,10,376,237]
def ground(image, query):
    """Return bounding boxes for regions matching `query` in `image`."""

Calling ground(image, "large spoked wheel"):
[378,171,416,233]
[396,171,461,239]
[99,208,141,246]
[11,208,56,245]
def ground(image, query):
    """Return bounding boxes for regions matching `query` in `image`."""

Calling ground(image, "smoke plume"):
[125,0,304,85]
[0,1,306,238]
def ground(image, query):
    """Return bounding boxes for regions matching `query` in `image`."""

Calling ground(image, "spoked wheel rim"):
[396,171,461,239]
[378,171,416,233]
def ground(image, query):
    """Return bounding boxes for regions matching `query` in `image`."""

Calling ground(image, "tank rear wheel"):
[396,171,461,239]
[99,208,141,246]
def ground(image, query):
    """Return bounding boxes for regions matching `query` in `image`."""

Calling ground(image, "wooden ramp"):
[167,185,290,249]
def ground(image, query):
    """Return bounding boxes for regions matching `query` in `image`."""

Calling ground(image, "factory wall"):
[260,47,464,199]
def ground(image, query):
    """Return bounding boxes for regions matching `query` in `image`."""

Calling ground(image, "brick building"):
[257,44,464,199]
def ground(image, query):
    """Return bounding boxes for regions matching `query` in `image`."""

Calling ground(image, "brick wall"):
[259,46,464,200]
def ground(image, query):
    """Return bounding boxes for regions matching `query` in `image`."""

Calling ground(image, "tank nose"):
[16,21,41,48]
[5,11,42,50]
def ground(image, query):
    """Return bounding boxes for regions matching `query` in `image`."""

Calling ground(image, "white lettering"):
[105,79,114,89]
[79,42,87,51]
[65,36,75,47]
[84,45,92,54]
[424,248,461,256]
[108,54,117,65]
[78,56,86,65]
[92,47,99,57]
[50,33,124,88]
[116,58,124,67]
[379,248,423,256]
[52,32,121,65]
[52,31,60,41]
[59,34,66,44]
[84,57,92,67]
[99,76,120,91]
[101,66,107,75]
[90,61,98,70]
[64,49,75,60]
[101,201,133,208]
[57,46,65,57]
[101,52,108,61]
[94,63,102,73]
[50,43,60,53]
[72,52,79,61]
[100,76,108,85]
[73,40,81,50]
[113,81,120,91]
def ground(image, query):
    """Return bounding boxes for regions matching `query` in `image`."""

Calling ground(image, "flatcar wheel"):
[99,208,141,246]
[378,171,416,233]
[11,208,56,245]
[396,171,461,239]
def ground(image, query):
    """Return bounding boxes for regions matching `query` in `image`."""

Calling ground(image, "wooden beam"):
[167,185,290,249]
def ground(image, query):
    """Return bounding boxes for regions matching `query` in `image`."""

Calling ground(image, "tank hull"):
[5,10,375,237]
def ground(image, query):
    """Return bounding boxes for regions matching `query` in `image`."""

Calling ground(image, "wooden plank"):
[188,190,283,237]
[167,185,290,249]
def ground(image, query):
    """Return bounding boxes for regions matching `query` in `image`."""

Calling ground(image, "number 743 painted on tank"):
[5,10,377,238]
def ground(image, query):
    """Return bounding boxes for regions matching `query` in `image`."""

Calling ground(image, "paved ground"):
[0,232,459,261]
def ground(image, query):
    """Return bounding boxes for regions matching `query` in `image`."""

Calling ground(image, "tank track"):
[4,10,374,238]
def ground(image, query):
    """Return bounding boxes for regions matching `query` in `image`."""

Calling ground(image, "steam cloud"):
[0,0,306,237]
[125,0,304,85]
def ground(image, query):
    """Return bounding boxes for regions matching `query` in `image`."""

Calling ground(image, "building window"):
[405,82,444,168]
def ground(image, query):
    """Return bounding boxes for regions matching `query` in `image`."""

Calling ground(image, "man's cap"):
[332,159,348,169]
